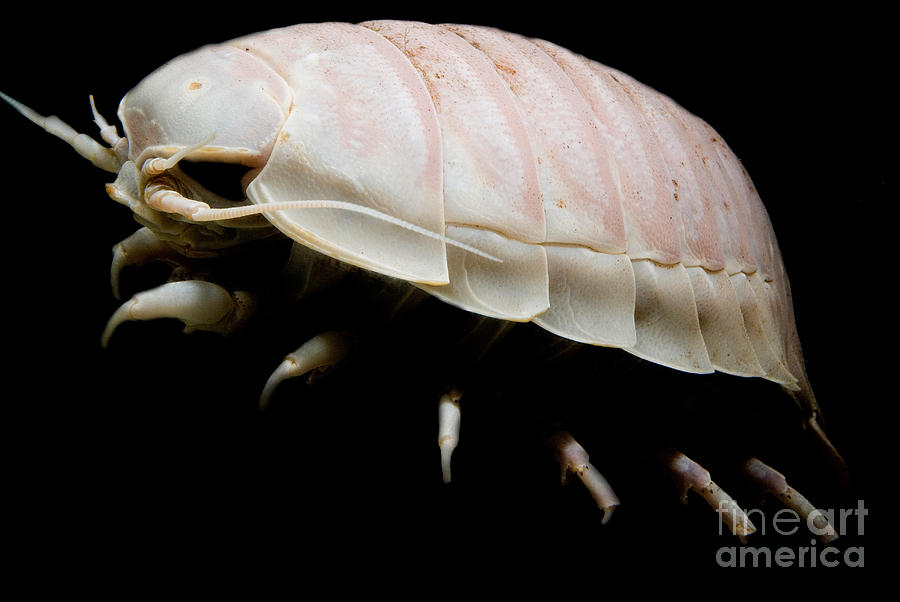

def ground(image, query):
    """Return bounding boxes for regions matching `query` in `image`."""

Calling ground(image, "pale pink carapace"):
[2,21,846,541]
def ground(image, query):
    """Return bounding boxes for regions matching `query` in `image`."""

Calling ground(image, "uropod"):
[4,20,852,555]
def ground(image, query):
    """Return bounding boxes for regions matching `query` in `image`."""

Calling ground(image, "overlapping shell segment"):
[214,21,810,399]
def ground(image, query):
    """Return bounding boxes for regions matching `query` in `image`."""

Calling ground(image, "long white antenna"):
[193,199,503,263]
[145,180,501,264]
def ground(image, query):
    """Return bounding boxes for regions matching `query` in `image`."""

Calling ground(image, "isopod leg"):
[662,448,756,541]
[102,280,256,347]
[437,388,462,483]
[546,429,620,523]
[743,457,838,543]
[258,331,353,410]
[111,227,187,299]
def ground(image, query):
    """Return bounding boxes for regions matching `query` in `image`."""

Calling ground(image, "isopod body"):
[84,21,812,403]
[4,18,857,567]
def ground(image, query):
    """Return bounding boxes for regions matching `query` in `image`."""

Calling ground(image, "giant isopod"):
[5,13,875,571]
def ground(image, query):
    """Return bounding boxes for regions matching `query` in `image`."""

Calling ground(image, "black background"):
[4,3,886,585]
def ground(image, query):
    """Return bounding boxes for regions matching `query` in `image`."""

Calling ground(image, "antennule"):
[141,134,217,177]
[1,91,122,173]
[89,95,128,162]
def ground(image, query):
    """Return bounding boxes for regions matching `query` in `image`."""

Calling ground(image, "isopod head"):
[110,25,466,285]
[119,44,291,169]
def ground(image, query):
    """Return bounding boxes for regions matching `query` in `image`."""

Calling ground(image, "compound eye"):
[176,160,254,202]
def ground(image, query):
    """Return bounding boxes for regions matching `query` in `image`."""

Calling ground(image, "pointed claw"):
[437,389,462,483]
[111,228,182,299]
[743,457,838,543]
[663,448,756,541]
[258,331,352,410]
[546,429,620,523]
[102,280,253,347]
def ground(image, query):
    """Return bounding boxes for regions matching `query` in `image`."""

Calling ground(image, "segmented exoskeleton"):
[3,20,849,552]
